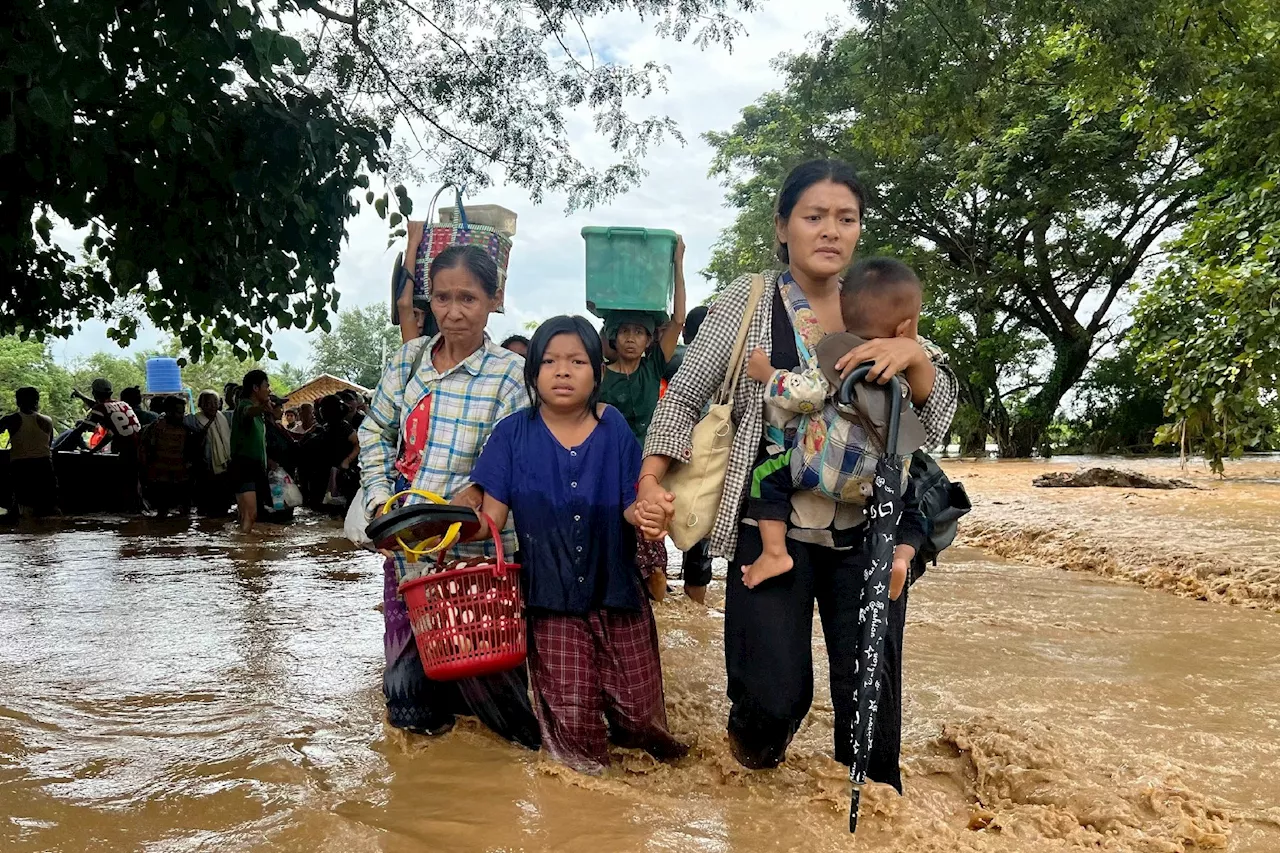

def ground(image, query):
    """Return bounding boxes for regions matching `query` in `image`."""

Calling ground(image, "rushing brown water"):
[2,460,1278,852]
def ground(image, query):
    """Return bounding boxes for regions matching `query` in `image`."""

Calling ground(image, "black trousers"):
[681,539,714,587]
[725,523,907,792]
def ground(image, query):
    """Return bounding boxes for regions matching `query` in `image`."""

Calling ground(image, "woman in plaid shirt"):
[359,245,540,748]
[636,160,958,790]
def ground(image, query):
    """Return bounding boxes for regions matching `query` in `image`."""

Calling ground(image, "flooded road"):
[1,461,1278,852]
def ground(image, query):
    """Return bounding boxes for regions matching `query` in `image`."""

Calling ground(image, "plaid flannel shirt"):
[359,334,526,578]
[645,269,959,560]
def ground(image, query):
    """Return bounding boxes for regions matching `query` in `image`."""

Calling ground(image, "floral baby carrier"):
[775,273,888,504]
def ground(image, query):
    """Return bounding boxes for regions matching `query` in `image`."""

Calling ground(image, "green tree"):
[3,0,385,359]
[273,362,312,394]
[4,0,753,358]
[706,0,1206,456]
[309,303,402,389]
[67,353,147,402]
[0,336,74,426]
[1062,346,1171,456]
[1087,1,1280,471]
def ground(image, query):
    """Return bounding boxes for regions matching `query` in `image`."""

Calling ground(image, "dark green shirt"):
[600,348,668,446]
[231,399,267,467]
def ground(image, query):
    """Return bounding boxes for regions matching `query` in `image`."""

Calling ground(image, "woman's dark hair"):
[683,305,709,345]
[120,386,143,407]
[775,159,868,264]
[428,244,500,299]
[523,315,604,420]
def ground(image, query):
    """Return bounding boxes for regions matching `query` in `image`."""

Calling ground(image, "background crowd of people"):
[0,371,375,531]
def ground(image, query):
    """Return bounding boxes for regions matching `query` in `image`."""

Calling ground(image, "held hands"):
[634,499,669,541]
[635,474,675,541]
[747,349,774,385]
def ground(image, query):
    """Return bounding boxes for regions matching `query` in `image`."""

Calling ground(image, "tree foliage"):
[3,0,754,359]
[705,0,1223,456]
[308,302,402,389]
[1113,0,1280,471]
[3,0,386,359]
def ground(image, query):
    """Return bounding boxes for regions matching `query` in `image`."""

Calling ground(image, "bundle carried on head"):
[410,186,517,312]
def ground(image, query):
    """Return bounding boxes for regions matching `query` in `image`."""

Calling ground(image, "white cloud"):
[57,2,851,371]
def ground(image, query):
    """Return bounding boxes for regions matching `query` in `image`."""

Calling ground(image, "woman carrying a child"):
[637,160,958,786]
[466,316,686,772]
[358,244,539,748]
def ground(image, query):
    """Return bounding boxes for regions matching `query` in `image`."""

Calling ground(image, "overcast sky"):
[51,2,851,371]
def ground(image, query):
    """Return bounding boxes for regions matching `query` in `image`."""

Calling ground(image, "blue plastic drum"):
[145,357,184,394]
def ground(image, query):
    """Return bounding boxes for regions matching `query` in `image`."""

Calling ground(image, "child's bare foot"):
[742,551,793,589]
[890,558,908,601]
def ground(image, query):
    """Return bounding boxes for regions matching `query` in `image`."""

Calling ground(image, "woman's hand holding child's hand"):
[747,349,774,384]
[634,500,669,541]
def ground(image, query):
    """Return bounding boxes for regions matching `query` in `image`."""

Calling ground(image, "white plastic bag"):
[282,475,303,508]
[268,467,288,512]
[345,485,372,547]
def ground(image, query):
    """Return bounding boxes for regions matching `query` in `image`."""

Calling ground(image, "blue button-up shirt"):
[470,406,644,615]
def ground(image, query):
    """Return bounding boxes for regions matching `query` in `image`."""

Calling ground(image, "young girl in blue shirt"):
[469,315,687,773]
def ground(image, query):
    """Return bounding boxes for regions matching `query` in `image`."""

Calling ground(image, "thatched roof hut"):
[285,374,371,409]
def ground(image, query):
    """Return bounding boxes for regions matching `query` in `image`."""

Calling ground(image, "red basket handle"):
[475,510,512,575]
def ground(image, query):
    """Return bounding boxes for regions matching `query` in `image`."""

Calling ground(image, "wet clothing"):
[361,336,531,741]
[4,412,53,460]
[681,539,714,588]
[645,268,958,782]
[725,522,904,788]
[381,554,540,746]
[600,348,667,447]
[9,457,57,514]
[142,418,190,484]
[470,407,643,615]
[470,405,680,769]
[231,400,267,468]
[528,594,683,773]
[360,334,524,577]
[230,457,267,497]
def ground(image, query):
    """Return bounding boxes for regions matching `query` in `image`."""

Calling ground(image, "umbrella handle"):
[849,785,862,833]
[838,364,902,453]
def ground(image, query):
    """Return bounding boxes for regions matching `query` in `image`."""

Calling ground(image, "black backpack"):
[908,449,972,584]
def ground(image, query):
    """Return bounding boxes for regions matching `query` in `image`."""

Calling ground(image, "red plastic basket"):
[397,511,526,681]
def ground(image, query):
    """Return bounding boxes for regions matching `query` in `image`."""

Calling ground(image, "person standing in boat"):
[0,387,57,517]
[598,236,687,601]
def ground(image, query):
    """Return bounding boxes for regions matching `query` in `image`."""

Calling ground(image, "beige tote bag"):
[662,274,766,551]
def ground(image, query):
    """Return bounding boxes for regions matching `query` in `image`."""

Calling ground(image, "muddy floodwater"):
[1,458,1278,852]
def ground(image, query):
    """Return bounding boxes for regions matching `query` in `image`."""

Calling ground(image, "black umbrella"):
[838,364,904,833]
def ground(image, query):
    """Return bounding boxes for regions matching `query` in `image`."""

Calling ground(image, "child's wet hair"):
[841,257,922,339]
[524,315,604,420]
